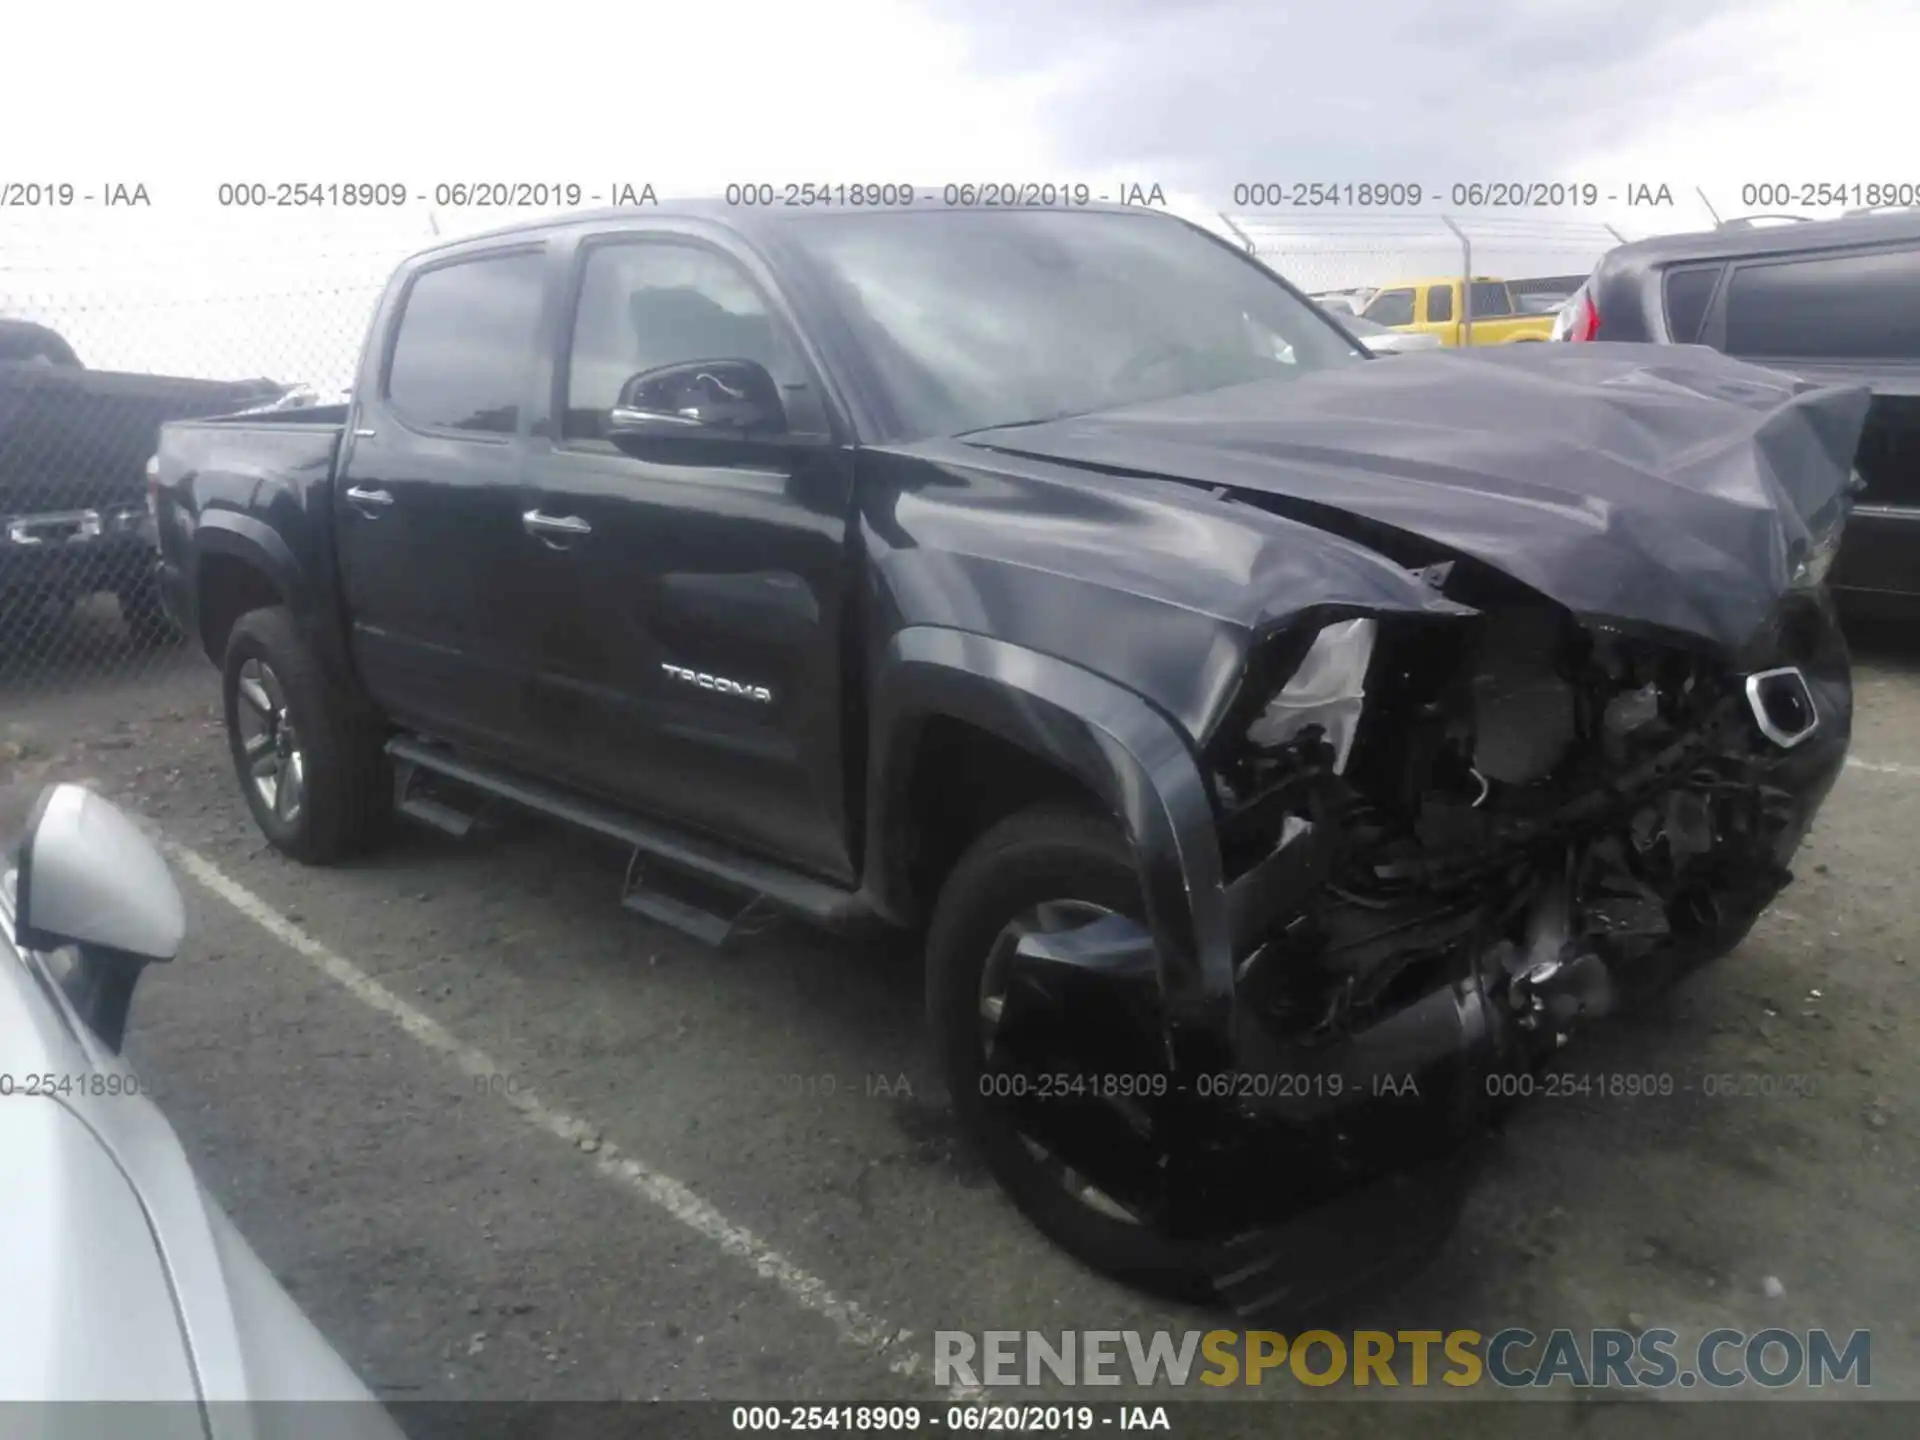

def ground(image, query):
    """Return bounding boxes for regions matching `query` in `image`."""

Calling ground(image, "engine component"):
[1467,609,1576,786]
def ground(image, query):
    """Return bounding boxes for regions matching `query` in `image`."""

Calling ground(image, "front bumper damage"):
[984,586,1851,1315]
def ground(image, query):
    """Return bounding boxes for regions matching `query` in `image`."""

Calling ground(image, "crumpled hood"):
[963,344,1873,652]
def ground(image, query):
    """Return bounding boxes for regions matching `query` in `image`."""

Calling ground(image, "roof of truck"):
[414,196,1187,257]
[1371,276,1516,289]
[0,318,81,366]
[1599,208,1920,268]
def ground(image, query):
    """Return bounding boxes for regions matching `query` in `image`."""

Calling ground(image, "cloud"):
[1568,0,1920,203]
[921,0,1749,193]
[3,0,1907,374]
[5,0,1904,221]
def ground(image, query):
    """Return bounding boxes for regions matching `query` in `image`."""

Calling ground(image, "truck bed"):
[155,407,347,497]
[151,408,349,658]
[1457,313,1556,345]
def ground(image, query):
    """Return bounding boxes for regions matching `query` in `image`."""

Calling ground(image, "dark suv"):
[1554,210,1920,613]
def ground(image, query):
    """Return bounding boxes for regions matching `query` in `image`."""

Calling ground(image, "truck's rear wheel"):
[221,605,389,862]
[117,573,181,649]
[926,804,1214,1300]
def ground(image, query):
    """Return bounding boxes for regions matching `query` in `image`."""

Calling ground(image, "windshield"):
[772,209,1367,440]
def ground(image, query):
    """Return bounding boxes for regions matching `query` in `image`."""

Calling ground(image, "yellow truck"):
[1357,276,1556,346]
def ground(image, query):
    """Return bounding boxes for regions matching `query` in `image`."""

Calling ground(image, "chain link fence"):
[1,223,409,693]
[1213,211,1637,316]
[3,208,1662,699]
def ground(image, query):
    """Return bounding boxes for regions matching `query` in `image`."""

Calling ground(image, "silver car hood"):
[1,876,404,1437]
[0,1090,204,1414]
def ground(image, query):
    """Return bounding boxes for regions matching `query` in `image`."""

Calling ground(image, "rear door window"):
[1364,288,1415,326]
[1661,264,1723,344]
[1424,286,1453,324]
[386,251,545,434]
[1722,246,1920,360]
[1467,282,1514,318]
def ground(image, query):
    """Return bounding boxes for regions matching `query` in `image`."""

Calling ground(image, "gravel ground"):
[3,613,1917,1437]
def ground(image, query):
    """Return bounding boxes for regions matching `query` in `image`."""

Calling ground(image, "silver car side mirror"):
[13,784,184,1050]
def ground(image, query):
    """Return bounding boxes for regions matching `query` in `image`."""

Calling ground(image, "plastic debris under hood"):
[965,343,1874,653]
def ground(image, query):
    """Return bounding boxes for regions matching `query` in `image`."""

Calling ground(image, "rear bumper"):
[0,527,157,599]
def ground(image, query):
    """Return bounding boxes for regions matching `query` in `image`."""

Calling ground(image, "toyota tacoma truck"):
[151,201,1868,1312]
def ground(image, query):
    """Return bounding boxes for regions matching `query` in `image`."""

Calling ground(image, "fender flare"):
[186,510,361,680]
[191,512,303,615]
[865,627,1235,1031]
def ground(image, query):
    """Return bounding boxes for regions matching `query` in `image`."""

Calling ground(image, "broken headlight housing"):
[1789,475,1859,590]
[1243,617,1376,775]
[1207,615,1392,883]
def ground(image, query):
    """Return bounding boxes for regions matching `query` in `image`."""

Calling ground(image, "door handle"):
[345,485,394,512]
[523,509,592,542]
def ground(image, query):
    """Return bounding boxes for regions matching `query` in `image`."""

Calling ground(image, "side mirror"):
[607,358,788,442]
[13,784,184,1052]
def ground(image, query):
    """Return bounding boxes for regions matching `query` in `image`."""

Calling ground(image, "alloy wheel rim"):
[235,659,305,825]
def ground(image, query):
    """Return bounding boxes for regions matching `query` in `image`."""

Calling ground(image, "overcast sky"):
[2,0,1911,380]
[9,0,1908,202]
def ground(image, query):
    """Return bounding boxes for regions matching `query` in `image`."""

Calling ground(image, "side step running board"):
[385,736,872,944]
[619,850,775,948]
[396,792,477,838]
[621,883,738,948]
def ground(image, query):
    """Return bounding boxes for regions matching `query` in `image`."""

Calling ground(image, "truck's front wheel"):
[926,804,1214,1300]
[221,605,390,862]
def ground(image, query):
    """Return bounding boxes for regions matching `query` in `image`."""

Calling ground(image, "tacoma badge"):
[660,662,773,703]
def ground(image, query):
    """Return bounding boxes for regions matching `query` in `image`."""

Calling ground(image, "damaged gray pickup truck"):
[151,202,1870,1313]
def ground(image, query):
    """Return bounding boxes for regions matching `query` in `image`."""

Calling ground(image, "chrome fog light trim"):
[1745,666,1818,749]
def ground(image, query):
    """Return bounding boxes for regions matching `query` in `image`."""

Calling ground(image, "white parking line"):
[158,757,1916,1400]
[163,841,979,1402]
[1846,757,1920,780]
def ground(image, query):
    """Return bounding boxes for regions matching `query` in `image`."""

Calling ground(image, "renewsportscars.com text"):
[934,1328,1872,1390]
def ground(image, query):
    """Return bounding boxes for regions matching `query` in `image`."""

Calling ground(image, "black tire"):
[0,591,38,659]
[926,804,1214,1300]
[221,605,390,862]
[117,573,181,650]
[1612,903,1764,1013]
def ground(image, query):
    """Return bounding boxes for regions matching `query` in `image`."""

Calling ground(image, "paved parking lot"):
[3,617,1918,1435]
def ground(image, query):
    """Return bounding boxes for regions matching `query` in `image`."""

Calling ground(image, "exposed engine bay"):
[978,566,1849,1290]
[1210,590,1828,1050]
